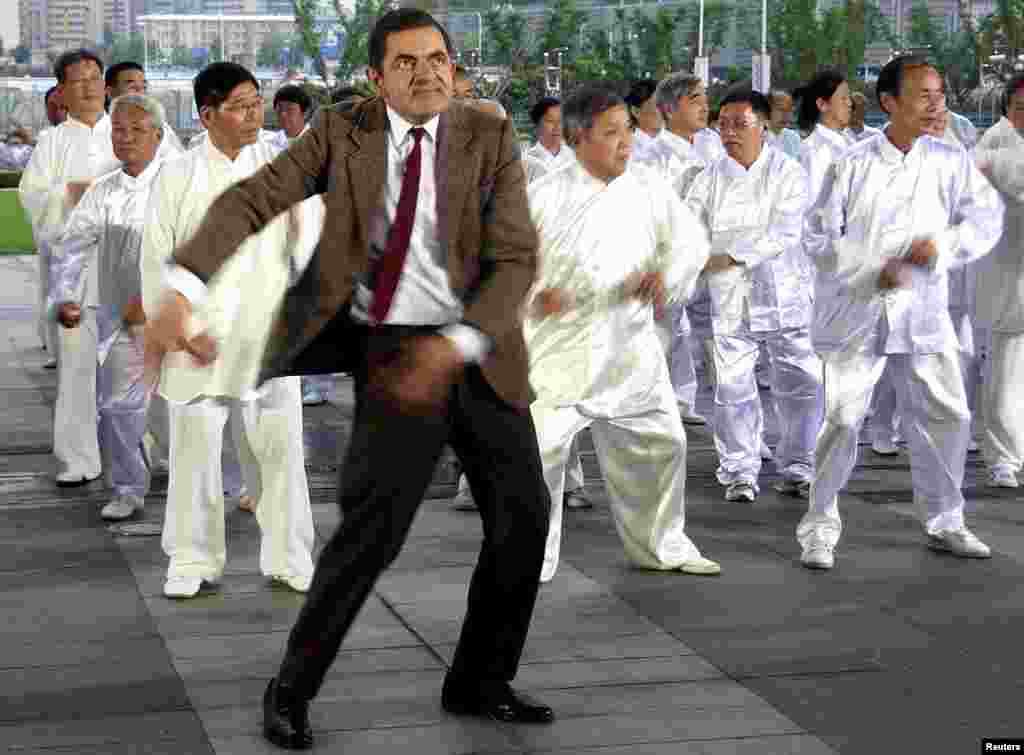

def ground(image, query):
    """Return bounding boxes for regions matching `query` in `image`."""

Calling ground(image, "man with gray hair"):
[49,93,170,520]
[526,84,720,582]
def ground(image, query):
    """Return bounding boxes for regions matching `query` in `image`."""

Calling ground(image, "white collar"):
[720,145,769,178]
[814,123,850,149]
[878,131,924,164]
[120,157,162,188]
[64,113,109,132]
[386,105,439,146]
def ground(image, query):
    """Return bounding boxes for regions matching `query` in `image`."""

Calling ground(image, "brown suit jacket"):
[172,97,539,409]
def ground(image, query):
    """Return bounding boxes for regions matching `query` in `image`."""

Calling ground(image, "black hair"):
[875,55,932,115]
[1002,72,1024,116]
[273,84,313,114]
[193,61,259,111]
[367,9,454,72]
[105,61,144,89]
[719,87,772,121]
[530,97,561,126]
[624,79,658,108]
[794,69,845,132]
[44,85,60,103]
[562,85,625,146]
[53,48,104,83]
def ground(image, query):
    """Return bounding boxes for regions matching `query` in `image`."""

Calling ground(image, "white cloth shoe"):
[55,471,99,488]
[101,495,144,521]
[451,487,477,512]
[988,468,1019,488]
[163,576,209,599]
[679,405,707,425]
[677,556,722,576]
[725,482,757,502]
[271,574,312,593]
[871,437,900,456]
[801,541,835,570]
[927,529,992,559]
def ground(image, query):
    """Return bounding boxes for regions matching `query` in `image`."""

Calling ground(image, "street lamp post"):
[694,0,708,85]
[139,21,148,72]
[474,11,483,64]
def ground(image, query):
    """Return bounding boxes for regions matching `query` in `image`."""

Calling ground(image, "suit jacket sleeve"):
[170,109,333,284]
[461,117,539,346]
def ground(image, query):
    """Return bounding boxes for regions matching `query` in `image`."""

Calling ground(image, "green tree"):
[539,0,588,59]
[333,0,388,82]
[170,45,195,69]
[482,6,530,67]
[110,32,145,66]
[257,30,291,68]
[292,0,328,82]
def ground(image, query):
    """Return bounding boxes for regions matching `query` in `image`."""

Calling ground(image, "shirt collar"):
[386,105,439,147]
[721,144,768,178]
[659,129,696,155]
[877,130,924,164]
[64,113,109,132]
[814,123,850,149]
[120,157,163,188]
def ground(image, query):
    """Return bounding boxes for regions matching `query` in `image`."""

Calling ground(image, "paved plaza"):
[1,254,1022,754]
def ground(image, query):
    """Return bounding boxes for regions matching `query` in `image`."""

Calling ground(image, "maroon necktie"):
[371,126,425,324]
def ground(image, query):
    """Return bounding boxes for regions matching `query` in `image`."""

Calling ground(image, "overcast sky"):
[0,4,19,55]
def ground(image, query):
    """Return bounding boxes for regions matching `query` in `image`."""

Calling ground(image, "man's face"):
[884,66,945,140]
[369,26,454,124]
[46,91,67,126]
[635,94,662,134]
[111,104,161,168]
[719,102,764,166]
[668,81,708,134]
[274,99,305,138]
[1008,87,1024,131]
[769,94,793,130]
[537,105,562,150]
[202,81,264,155]
[575,104,633,183]
[453,74,474,99]
[108,68,147,99]
[59,59,105,118]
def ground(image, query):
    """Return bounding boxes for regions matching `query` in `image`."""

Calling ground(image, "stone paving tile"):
[433,631,694,666]
[528,735,836,754]
[512,656,723,690]
[0,710,211,751]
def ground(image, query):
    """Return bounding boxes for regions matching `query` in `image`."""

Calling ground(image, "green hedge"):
[0,171,21,189]
[0,188,36,253]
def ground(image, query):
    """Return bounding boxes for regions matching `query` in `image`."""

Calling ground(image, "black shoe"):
[441,678,554,724]
[263,677,313,750]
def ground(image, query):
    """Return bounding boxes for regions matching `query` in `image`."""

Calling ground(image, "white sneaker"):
[271,574,312,593]
[163,576,205,599]
[774,478,811,499]
[679,406,707,425]
[101,495,144,521]
[871,437,900,456]
[677,556,721,576]
[760,441,773,460]
[55,471,99,488]
[451,487,477,511]
[725,482,757,502]
[927,529,992,559]
[801,542,835,570]
[988,469,1019,488]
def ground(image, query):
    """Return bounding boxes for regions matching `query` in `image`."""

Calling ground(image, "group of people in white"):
[14,44,1024,607]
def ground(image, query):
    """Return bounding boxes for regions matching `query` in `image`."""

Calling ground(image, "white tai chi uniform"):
[653,129,723,414]
[143,137,315,586]
[844,124,884,144]
[974,118,1024,478]
[687,144,821,490]
[766,128,803,160]
[797,134,1004,552]
[522,141,575,184]
[0,141,33,170]
[19,114,120,482]
[48,160,163,500]
[525,161,711,582]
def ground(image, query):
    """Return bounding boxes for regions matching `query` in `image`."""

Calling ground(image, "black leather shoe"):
[263,677,313,750]
[441,679,554,724]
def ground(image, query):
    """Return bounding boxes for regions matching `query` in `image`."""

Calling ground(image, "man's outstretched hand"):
[143,291,218,387]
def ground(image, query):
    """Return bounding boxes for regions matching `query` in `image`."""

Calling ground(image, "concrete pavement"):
[1,254,1022,754]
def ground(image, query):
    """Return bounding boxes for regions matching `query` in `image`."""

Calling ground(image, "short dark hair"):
[105,61,144,89]
[562,85,625,146]
[794,70,846,132]
[44,85,60,103]
[273,84,313,114]
[368,9,454,72]
[624,79,658,108]
[194,61,259,111]
[1002,72,1024,115]
[530,97,560,126]
[719,87,772,121]
[54,49,104,83]
[875,55,932,115]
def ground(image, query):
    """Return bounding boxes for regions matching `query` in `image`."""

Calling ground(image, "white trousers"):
[38,244,58,355]
[665,302,698,412]
[982,331,1024,475]
[533,378,705,583]
[161,376,315,582]
[98,327,150,499]
[798,340,971,550]
[712,326,823,487]
[54,308,101,479]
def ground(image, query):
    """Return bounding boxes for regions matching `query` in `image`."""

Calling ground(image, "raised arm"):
[48,179,105,318]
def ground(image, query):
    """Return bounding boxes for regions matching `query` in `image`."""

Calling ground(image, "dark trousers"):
[278,325,550,699]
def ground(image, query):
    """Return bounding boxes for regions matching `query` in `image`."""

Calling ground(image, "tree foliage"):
[333,0,389,82]
[292,0,328,82]
[109,32,145,66]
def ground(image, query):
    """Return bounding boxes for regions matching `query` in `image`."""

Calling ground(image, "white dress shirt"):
[804,133,1004,355]
[687,144,811,335]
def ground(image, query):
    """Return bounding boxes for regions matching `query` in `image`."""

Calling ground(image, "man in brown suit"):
[145,9,552,750]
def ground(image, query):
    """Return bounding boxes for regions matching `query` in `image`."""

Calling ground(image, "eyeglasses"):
[220,95,265,116]
[718,117,760,133]
[391,54,450,75]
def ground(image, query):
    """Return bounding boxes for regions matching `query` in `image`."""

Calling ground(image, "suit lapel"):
[439,104,476,281]
[347,99,388,240]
